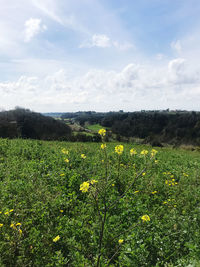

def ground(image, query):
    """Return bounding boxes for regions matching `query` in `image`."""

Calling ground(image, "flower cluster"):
[140,150,148,156]
[10,222,22,235]
[130,148,137,156]
[53,235,60,242]
[101,143,106,150]
[151,149,158,157]
[115,145,124,155]
[141,215,150,222]
[98,129,106,137]
[80,179,98,193]
[61,148,69,155]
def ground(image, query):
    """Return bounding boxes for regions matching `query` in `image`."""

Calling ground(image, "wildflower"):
[18,229,22,235]
[10,223,15,229]
[151,149,158,157]
[142,172,146,176]
[9,209,14,213]
[64,158,69,163]
[134,190,139,194]
[4,211,9,215]
[61,148,69,155]
[118,239,124,244]
[115,145,124,155]
[16,223,21,226]
[141,215,150,222]
[80,182,90,193]
[152,191,157,194]
[154,160,158,163]
[60,210,64,213]
[140,150,148,156]
[60,173,65,176]
[53,235,60,242]
[0,224,3,227]
[98,128,106,136]
[112,184,115,187]
[81,154,86,159]
[101,143,106,149]
[90,179,98,185]
[130,148,137,156]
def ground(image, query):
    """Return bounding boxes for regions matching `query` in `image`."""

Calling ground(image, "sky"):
[0,0,200,112]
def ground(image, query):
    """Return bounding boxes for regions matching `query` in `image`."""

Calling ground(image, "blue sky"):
[0,0,200,112]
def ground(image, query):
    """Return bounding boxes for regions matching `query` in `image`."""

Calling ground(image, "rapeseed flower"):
[101,143,106,149]
[140,150,148,156]
[151,149,158,157]
[130,148,137,156]
[98,129,106,136]
[53,235,60,242]
[115,145,124,155]
[80,182,90,192]
[61,148,69,155]
[90,179,98,185]
[141,215,150,222]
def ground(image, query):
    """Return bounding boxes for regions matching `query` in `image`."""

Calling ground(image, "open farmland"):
[0,137,200,266]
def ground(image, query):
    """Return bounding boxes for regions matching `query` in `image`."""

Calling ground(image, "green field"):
[0,137,200,266]
[86,124,105,132]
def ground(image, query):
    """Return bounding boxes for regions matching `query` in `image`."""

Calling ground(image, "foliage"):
[0,137,200,266]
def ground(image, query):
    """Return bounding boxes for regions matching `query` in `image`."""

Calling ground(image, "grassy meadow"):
[0,136,200,266]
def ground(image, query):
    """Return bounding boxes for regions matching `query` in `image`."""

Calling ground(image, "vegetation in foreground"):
[0,132,200,266]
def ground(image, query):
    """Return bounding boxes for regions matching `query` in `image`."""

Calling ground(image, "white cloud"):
[24,18,47,42]
[80,33,133,50]
[1,59,200,112]
[171,40,182,54]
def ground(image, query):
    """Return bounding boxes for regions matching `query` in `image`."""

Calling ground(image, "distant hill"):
[0,108,72,140]
[60,110,200,146]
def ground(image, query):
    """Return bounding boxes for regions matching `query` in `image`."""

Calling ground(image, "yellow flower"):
[142,172,146,176]
[151,149,158,157]
[16,223,21,226]
[81,154,86,159]
[18,229,22,235]
[64,158,69,163]
[101,143,106,149]
[60,173,65,176]
[134,190,139,194]
[10,223,15,229]
[130,148,137,156]
[154,160,158,163]
[80,182,90,193]
[90,179,98,185]
[53,235,60,242]
[0,224,3,227]
[152,191,157,194]
[9,209,14,213]
[118,239,124,244]
[60,210,64,213]
[115,145,124,155]
[141,215,150,222]
[98,129,106,136]
[61,148,69,155]
[112,184,115,187]
[140,150,148,156]
[4,211,9,215]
